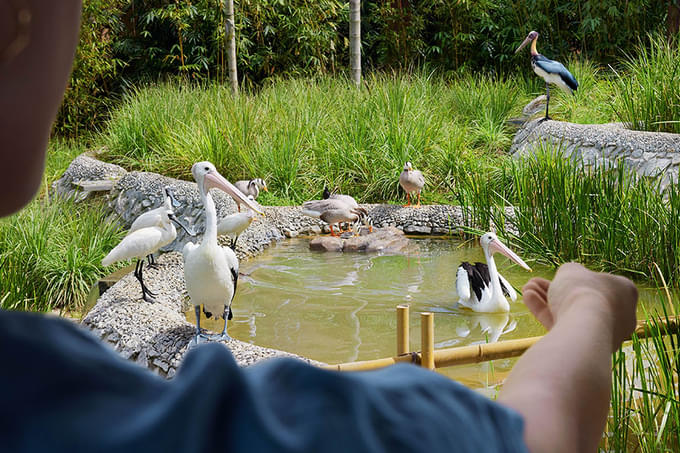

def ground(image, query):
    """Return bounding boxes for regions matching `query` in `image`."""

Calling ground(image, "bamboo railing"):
[322,307,680,372]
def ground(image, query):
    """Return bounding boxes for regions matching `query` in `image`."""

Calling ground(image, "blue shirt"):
[0,310,528,452]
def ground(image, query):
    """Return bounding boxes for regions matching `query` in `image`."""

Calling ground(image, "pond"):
[186,237,666,393]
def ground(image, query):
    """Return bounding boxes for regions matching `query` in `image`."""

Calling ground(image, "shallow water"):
[186,237,666,391]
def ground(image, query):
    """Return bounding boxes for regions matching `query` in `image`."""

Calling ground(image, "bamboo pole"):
[223,0,238,95]
[421,312,435,370]
[322,315,680,372]
[396,304,409,355]
[349,0,361,87]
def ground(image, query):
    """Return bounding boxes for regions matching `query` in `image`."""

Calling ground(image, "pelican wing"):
[182,241,198,259]
[497,272,517,301]
[102,228,163,266]
[222,246,239,303]
[456,264,471,302]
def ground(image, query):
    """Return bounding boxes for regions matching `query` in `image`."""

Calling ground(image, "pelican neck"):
[200,187,218,243]
[483,246,504,302]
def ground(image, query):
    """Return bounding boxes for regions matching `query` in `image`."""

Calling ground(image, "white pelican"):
[217,195,256,250]
[183,161,263,343]
[515,30,579,120]
[399,161,425,207]
[302,199,368,236]
[102,196,192,302]
[234,178,267,211]
[455,232,531,313]
[128,186,187,266]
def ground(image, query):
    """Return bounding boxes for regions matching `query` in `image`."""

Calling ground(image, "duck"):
[183,161,264,343]
[234,178,268,211]
[399,162,425,207]
[302,198,368,236]
[323,187,358,209]
[455,232,531,313]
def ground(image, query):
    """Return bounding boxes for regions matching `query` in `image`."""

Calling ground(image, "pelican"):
[399,162,425,207]
[102,198,192,302]
[217,196,256,250]
[183,161,264,343]
[455,232,531,313]
[234,178,267,211]
[302,199,368,236]
[456,313,518,344]
[515,30,578,120]
[128,186,186,266]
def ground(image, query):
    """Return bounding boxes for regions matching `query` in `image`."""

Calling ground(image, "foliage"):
[54,0,126,136]
[612,34,680,134]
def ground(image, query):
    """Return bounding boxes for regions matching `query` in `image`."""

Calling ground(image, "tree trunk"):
[223,0,238,95]
[349,0,361,87]
[669,1,680,39]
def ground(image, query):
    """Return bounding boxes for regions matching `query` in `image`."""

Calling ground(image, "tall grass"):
[0,197,124,312]
[612,35,680,134]
[102,73,527,204]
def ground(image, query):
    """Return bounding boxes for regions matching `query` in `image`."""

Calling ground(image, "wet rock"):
[309,236,344,252]
[403,224,432,235]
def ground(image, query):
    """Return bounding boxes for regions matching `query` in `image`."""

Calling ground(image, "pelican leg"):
[190,305,209,346]
[403,192,411,207]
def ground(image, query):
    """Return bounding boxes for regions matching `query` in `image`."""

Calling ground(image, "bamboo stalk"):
[322,316,680,372]
[421,312,435,370]
[396,304,409,355]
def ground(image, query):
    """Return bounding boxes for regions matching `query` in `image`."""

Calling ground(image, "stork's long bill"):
[488,237,532,272]
[204,170,265,215]
[515,31,539,55]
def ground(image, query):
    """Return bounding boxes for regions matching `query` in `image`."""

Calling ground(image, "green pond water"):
[187,237,666,392]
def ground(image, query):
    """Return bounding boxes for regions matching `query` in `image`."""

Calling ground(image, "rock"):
[309,226,409,253]
[309,236,344,252]
[51,152,127,201]
[403,224,432,235]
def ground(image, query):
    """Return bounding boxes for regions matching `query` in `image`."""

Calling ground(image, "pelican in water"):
[456,232,531,313]
[217,196,256,250]
[302,198,369,236]
[183,161,264,343]
[128,186,187,267]
[102,191,192,302]
[399,161,425,207]
[234,178,267,211]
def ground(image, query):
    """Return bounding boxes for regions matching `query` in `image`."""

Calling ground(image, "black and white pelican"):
[399,161,425,207]
[515,30,578,120]
[183,161,264,344]
[128,186,185,267]
[234,178,267,211]
[455,232,531,313]
[102,190,192,302]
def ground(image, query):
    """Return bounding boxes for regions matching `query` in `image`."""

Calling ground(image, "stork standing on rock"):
[515,30,578,120]
[183,162,264,344]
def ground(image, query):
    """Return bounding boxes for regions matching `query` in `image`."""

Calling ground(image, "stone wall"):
[510,119,680,191]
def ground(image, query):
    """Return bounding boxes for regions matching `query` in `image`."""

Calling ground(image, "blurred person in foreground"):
[0,2,638,452]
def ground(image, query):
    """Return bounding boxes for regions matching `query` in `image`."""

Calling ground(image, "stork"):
[455,232,532,313]
[515,30,578,120]
[102,194,192,302]
[183,161,264,344]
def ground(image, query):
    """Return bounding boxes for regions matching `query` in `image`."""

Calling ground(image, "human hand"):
[522,262,638,350]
